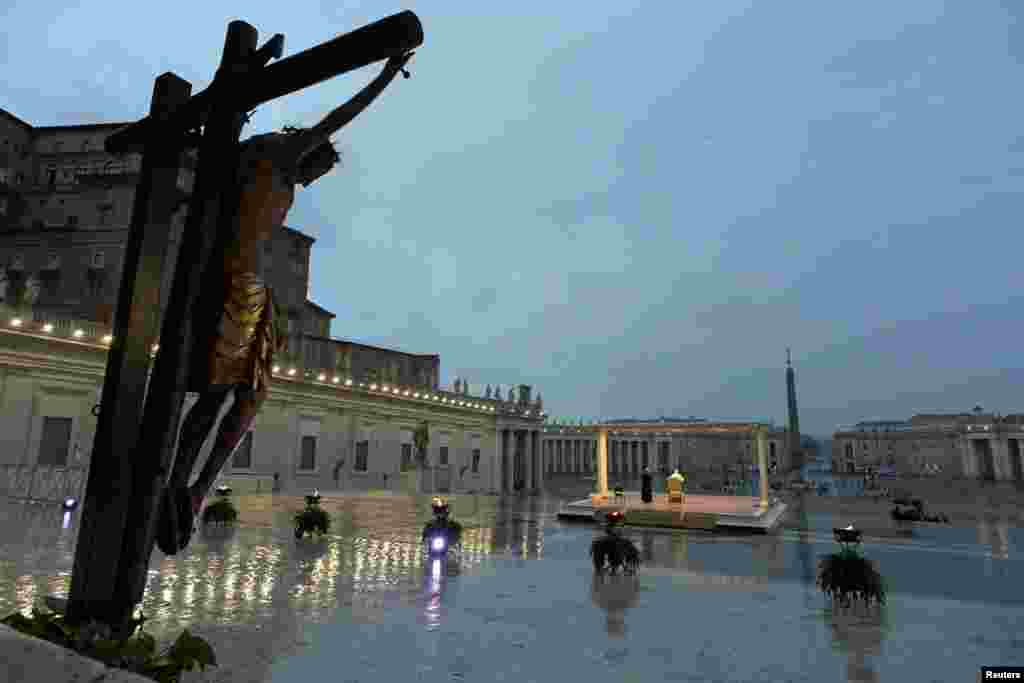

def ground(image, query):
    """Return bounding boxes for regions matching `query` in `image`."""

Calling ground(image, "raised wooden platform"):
[557,492,788,533]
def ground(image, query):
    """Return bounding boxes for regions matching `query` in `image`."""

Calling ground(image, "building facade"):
[0,318,546,500]
[0,108,443,390]
[832,413,1024,481]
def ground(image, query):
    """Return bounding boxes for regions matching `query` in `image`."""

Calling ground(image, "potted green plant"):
[200,485,238,525]
[817,526,886,607]
[589,510,640,575]
[294,490,329,539]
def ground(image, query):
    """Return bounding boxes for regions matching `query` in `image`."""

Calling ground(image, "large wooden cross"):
[65,11,423,629]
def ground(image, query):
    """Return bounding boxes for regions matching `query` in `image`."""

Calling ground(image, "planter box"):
[1,624,152,683]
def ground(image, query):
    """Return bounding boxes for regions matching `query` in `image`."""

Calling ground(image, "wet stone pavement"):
[1,480,1022,682]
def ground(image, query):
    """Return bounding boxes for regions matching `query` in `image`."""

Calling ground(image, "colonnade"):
[964,436,1024,481]
[496,427,544,493]
[543,437,596,475]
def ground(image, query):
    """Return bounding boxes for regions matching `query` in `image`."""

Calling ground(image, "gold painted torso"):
[207,154,293,392]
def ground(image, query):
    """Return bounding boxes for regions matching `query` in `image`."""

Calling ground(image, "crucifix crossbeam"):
[105,11,423,154]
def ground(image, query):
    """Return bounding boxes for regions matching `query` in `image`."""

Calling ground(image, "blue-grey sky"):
[5,1,1024,435]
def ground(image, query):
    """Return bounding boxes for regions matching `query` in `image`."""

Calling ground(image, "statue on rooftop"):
[454,378,462,394]
[535,393,543,411]
[157,51,415,556]
[485,384,492,399]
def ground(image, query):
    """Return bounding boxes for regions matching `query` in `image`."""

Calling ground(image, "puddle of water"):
[1,490,1021,682]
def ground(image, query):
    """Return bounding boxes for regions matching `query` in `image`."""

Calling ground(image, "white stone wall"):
[0,331,508,495]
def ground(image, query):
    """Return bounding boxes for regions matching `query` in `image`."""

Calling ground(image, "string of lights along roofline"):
[0,314,543,417]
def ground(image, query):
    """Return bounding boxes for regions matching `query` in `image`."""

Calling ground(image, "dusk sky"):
[5,1,1024,435]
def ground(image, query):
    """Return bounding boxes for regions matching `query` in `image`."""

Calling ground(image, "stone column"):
[757,426,770,510]
[524,429,534,492]
[992,438,1010,481]
[535,430,543,491]
[1014,439,1024,481]
[490,429,499,494]
[597,429,609,496]
[530,429,539,491]
[513,430,521,489]
[959,436,973,478]
[500,428,510,494]
[533,431,540,489]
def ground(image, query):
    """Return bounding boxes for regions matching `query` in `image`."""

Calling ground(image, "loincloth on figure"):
[207,271,284,397]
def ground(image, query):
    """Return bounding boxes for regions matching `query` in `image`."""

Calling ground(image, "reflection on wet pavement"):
[1,488,1022,682]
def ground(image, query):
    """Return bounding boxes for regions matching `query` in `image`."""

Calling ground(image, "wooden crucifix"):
[66,11,423,631]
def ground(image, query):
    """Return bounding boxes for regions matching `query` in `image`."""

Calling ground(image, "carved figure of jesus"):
[157,52,413,554]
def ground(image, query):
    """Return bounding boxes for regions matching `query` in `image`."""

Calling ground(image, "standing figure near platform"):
[157,52,414,555]
[640,466,653,504]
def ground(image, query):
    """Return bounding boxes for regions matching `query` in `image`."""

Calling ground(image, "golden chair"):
[667,477,684,504]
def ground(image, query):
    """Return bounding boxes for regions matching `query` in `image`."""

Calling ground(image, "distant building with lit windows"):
[832,411,1024,481]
